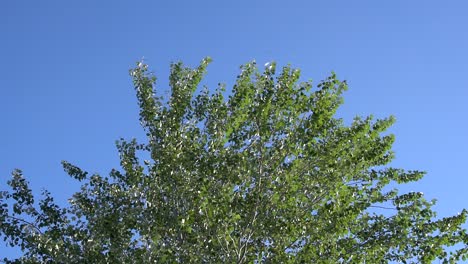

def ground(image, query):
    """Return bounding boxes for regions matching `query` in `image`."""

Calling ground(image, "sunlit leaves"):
[1,58,468,263]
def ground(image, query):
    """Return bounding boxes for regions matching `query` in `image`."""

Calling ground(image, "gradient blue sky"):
[1,0,467,258]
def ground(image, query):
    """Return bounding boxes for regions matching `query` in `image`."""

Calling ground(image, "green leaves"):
[1,58,468,263]
[61,161,88,181]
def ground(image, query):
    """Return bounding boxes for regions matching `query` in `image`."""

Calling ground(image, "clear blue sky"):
[1,0,467,258]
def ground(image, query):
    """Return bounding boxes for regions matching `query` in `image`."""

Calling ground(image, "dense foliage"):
[1,58,468,263]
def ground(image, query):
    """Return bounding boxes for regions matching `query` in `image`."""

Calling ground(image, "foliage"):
[1,58,468,263]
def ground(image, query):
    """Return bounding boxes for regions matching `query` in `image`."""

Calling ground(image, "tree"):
[1,58,468,263]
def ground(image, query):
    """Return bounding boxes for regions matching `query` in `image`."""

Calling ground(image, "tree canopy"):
[1,58,468,263]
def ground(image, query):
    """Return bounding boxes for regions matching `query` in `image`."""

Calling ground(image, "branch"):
[369,205,397,210]
[5,214,43,235]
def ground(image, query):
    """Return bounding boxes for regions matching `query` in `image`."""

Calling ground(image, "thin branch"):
[5,215,43,235]
[369,205,397,210]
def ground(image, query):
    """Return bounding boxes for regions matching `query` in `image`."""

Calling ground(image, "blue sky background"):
[1,0,467,258]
